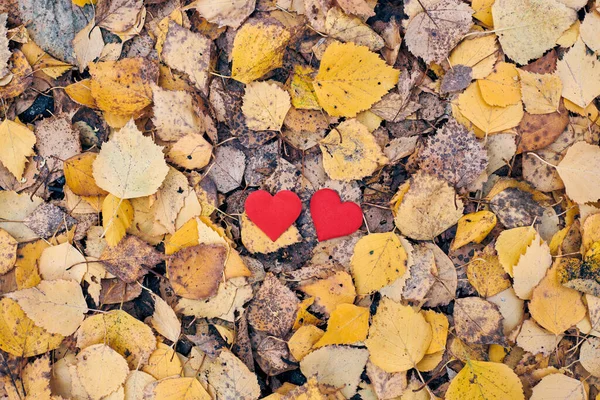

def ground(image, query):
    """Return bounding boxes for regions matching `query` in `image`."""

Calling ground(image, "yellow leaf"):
[102,194,133,247]
[529,260,587,334]
[148,292,181,343]
[314,304,369,348]
[512,234,551,300]
[242,81,291,131]
[73,20,104,72]
[231,20,291,84]
[38,242,87,282]
[73,0,96,6]
[144,376,211,400]
[456,83,524,136]
[446,361,524,400]
[167,244,226,300]
[518,70,562,114]
[563,98,598,121]
[14,240,46,289]
[64,79,97,108]
[288,325,325,361]
[186,0,253,29]
[451,211,497,251]
[124,371,156,400]
[416,351,444,372]
[293,297,323,330]
[488,287,525,335]
[21,41,71,79]
[530,374,586,400]
[299,271,356,315]
[167,133,213,170]
[556,141,600,204]
[580,336,600,377]
[77,344,129,400]
[313,41,399,117]
[421,310,448,355]
[557,39,600,108]
[350,232,408,295]
[206,350,261,398]
[241,213,301,254]
[0,228,17,275]
[93,119,169,199]
[76,309,157,368]
[22,355,52,398]
[0,297,63,357]
[89,58,158,116]
[64,153,108,196]
[477,62,521,107]
[494,226,537,276]
[449,35,499,79]
[319,119,388,181]
[0,119,35,180]
[466,246,512,297]
[556,20,580,47]
[365,298,432,372]
[143,342,183,380]
[393,171,464,241]
[516,319,562,356]
[151,167,190,234]
[325,7,384,51]
[492,0,576,64]
[472,0,494,26]
[289,65,320,110]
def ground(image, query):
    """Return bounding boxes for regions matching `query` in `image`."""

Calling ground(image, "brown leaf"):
[516,101,569,152]
[23,203,76,239]
[453,297,506,345]
[100,235,163,283]
[248,273,299,338]
[167,244,226,300]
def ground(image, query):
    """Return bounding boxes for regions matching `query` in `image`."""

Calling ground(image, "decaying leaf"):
[453,297,505,345]
[168,244,226,300]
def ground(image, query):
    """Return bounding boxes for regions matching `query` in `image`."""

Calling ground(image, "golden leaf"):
[446,361,524,400]
[0,119,36,180]
[102,194,133,247]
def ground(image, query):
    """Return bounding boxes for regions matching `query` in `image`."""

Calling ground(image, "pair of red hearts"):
[245,189,363,242]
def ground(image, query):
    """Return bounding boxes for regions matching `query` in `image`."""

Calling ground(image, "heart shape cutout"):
[310,189,363,241]
[245,190,302,241]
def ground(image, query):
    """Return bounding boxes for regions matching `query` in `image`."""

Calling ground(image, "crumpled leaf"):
[492,0,576,64]
[393,171,464,240]
[405,0,473,64]
[313,41,399,117]
[93,119,169,199]
[6,279,87,336]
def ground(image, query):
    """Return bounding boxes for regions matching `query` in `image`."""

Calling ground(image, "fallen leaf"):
[248,273,299,338]
[401,244,437,302]
[38,242,87,282]
[96,0,144,34]
[6,279,87,336]
[167,133,213,170]
[478,62,521,107]
[64,153,109,197]
[150,167,190,234]
[512,234,551,299]
[89,58,158,116]
[73,20,104,72]
[0,50,33,99]
[314,304,369,348]
[231,19,290,84]
[517,319,563,356]
[0,228,17,274]
[124,370,156,400]
[300,345,369,398]
[0,14,9,78]
[100,235,163,283]
[446,361,524,400]
[313,41,399,117]
[556,141,600,204]
[365,297,432,372]
[0,119,36,180]
[492,0,576,64]
[289,325,324,361]
[495,226,537,276]
[151,84,204,142]
[144,376,211,400]
[76,343,129,400]
[556,39,600,108]
[453,297,505,345]
[530,374,586,400]
[168,244,226,300]
[405,0,473,64]
[518,70,562,114]
[452,211,497,251]
[188,0,255,28]
[241,213,301,254]
[393,171,464,240]
[143,342,183,379]
[207,145,246,193]
[325,7,384,51]
[207,350,261,400]
[466,245,512,297]
[93,119,169,199]
[487,287,525,335]
[0,191,43,242]
[580,10,600,52]
[102,194,133,247]
[22,355,52,398]
[449,35,500,79]
[242,81,291,131]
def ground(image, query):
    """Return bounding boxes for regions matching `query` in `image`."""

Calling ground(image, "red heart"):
[245,190,302,241]
[310,189,363,241]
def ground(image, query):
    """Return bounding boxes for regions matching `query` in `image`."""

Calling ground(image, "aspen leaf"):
[168,244,226,300]
[494,226,537,276]
[73,20,104,72]
[124,371,156,400]
[446,361,524,400]
[300,346,369,398]
[248,273,299,338]
[580,10,600,52]
[38,242,87,282]
[64,153,108,196]
[144,377,211,400]
[477,62,521,107]
[99,235,163,283]
[76,309,157,368]
[456,83,524,136]
[167,133,213,170]
[89,58,158,116]
[64,79,97,108]
[0,228,17,274]
[487,287,525,335]
[6,279,87,336]
[422,310,448,355]
[449,35,500,79]
[0,297,63,357]
[288,325,325,361]
[365,298,432,372]
[423,242,458,307]
[517,319,563,356]
[231,19,291,84]
[453,297,505,345]
[529,260,587,334]
[350,232,408,295]
[404,0,473,64]
[518,70,562,114]
[452,211,497,250]
[299,271,356,316]
[467,246,512,297]
[93,119,169,199]
[314,304,369,348]
[313,41,399,117]
[492,0,576,64]
[530,374,586,400]
[557,39,600,108]
[242,81,291,131]
[0,191,43,242]
[207,350,261,400]
[76,344,129,400]
[319,119,388,181]
[151,167,189,234]
[0,119,36,180]
[96,0,144,33]
[22,355,52,399]
[393,171,464,240]
[579,337,600,377]
[512,234,552,300]
[102,194,133,247]
[556,141,600,204]
[143,342,183,380]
